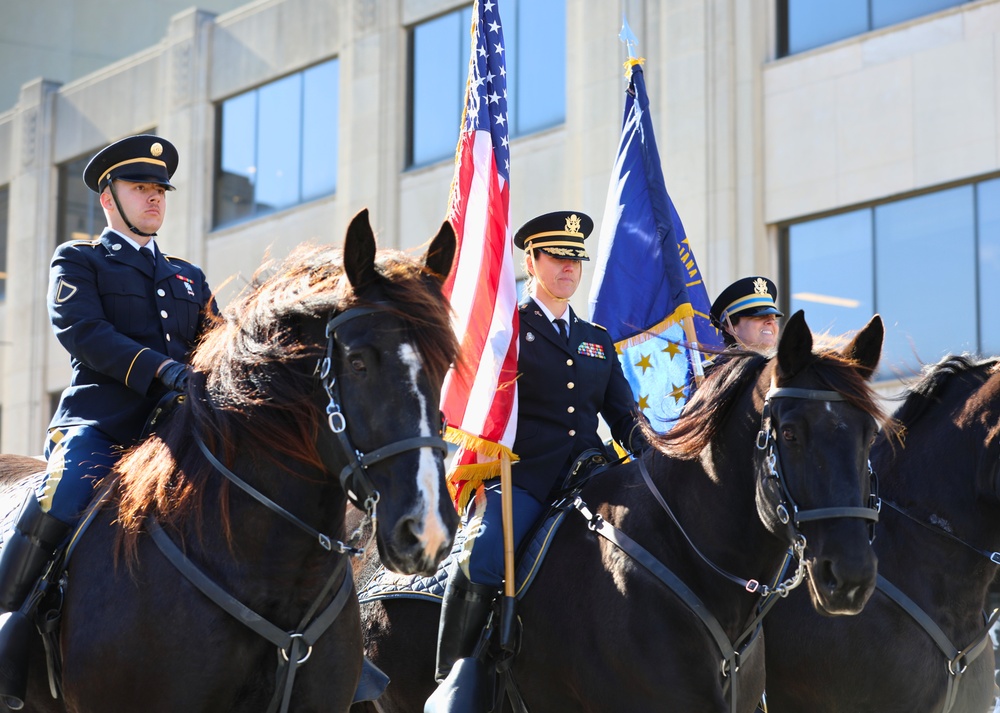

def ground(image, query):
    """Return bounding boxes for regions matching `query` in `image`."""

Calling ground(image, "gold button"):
[157,289,166,297]
[566,358,573,366]
[567,406,575,413]
[567,382,575,389]
[160,310,168,318]
[568,429,576,437]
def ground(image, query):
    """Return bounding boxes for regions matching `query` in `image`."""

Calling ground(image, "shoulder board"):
[591,322,608,332]
[163,254,193,265]
[66,239,101,246]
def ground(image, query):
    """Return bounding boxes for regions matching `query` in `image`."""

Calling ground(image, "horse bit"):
[156,303,449,713]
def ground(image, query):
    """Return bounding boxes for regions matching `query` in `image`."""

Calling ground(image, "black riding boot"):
[0,495,71,613]
[0,495,71,711]
[434,568,495,682]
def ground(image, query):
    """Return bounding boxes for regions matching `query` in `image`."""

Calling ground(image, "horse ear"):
[423,220,457,282]
[344,208,378,292]
[776,310,814,380]
[842,314,884,380]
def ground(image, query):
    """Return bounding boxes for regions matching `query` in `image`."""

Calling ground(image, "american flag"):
[440,0,519,511]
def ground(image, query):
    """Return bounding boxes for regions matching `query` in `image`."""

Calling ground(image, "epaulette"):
[163,254,193,265]
[68,239,101,246]
[591,322,608,332]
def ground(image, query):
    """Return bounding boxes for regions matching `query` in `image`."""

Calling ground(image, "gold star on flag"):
[635,354,653,374]
[662,341,682,360]
[637,394,649,411]
[669,383,686,404]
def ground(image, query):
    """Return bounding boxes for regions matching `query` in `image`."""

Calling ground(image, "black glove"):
[158,361,191,392]
[628,422,652,456]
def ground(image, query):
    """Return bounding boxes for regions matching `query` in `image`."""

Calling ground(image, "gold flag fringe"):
[444,426,519,512]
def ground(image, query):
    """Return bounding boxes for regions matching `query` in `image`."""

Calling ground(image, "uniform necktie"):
[555,318,569,343]
[140,247,156,268]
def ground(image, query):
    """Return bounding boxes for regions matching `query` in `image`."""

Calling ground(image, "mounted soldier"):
[0,134,216,706]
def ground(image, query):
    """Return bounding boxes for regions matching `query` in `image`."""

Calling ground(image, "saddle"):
[357,448,612,606]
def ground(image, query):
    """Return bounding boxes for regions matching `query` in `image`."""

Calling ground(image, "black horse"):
[1,209,461,713]
[764,354,1000,713]
[355,311,889,713]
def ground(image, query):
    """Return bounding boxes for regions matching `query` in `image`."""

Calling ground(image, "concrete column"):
[3,79,61,453]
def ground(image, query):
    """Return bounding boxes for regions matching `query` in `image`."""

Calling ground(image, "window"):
[57,155,104,246]
[778,0,968,56]
[785,178,1000,379]
[214,58,339,227]
[0,185,8,300]
[408,0,566,168]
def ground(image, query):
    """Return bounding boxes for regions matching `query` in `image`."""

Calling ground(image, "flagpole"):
[681,318,706,386]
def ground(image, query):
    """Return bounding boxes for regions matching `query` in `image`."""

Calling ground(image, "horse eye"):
[349,356,366,373]
[781,426,796,442]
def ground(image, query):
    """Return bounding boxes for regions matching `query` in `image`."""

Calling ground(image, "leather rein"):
[874,500,1000,713]
[149,303,450,713]
[571,385,880,713]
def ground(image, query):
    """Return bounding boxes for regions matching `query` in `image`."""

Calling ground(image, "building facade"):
[0,0,996,452]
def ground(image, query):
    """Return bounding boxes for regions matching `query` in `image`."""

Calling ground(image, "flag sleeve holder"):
[497,452,518,662]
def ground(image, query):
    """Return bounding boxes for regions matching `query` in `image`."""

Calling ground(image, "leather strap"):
[147,520,353,713]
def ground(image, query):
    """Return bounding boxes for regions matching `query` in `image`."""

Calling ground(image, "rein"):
[757,386,881,538]
[874,500,1000,713]
[146,303,448,713]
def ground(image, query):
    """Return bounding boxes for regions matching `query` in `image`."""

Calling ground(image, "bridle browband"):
[318,304,450,525]
[150,302,450,713]
[757,386,881,537]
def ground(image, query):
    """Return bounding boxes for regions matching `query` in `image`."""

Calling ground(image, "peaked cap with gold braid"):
[83,135,178,193]
[513,210,594,261]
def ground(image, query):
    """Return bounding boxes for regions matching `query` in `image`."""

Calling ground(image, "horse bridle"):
[756,386,881,540]
[317,303,449,525]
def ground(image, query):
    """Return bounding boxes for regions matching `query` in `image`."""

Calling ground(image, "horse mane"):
[890,354,1000,429]
[113,243,458,563]
[652,344,894,460]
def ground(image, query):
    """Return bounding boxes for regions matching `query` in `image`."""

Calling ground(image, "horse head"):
[754,310,885,615]
[313,209,460,575]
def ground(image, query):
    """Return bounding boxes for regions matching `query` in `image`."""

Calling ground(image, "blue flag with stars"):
[588,61,723,432]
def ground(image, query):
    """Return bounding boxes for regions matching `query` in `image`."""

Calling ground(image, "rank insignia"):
[55,278,78,303]
[578,342,605,359]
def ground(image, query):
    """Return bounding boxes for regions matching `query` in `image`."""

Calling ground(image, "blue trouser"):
[39,425,119,525]
[459,482,546,587]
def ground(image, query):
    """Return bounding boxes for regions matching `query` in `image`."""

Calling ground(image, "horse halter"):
[318,303,450,522]
[756,386,880,539]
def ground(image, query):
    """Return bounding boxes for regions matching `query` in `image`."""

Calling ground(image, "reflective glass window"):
[978,179,1000,355]
[872,0,964,29]
[57,155,104,247]
[781,0,967,57]
[408,0,565,168]
[875,187,976,376]
[787,179,995,380]
[787,209,873,336]
[411,8,471,167]
[785,0,868,55]
[508,0,565,134]
[214,58,339,228]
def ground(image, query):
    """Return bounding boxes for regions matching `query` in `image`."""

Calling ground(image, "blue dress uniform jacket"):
[47,228,215,446]
[511,299,640,502]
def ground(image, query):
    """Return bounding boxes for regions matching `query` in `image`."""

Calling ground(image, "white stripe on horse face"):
[399,343,449,556]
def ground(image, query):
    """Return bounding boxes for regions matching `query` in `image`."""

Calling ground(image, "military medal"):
[578,342,605,359]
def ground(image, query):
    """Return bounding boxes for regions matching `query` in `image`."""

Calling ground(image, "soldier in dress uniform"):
[710,276,783,351]
[0,135,216,622]
[431,211,648,691]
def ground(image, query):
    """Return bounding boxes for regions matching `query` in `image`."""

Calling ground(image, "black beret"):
[513,211,594,261]
[83,134,178,193]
